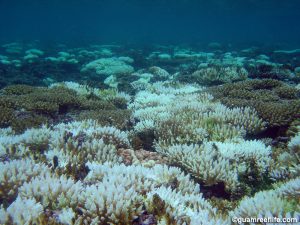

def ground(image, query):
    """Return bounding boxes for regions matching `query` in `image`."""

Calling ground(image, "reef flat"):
[0,42,300,224]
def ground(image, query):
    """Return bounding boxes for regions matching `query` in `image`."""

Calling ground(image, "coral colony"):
[0,42,300,224]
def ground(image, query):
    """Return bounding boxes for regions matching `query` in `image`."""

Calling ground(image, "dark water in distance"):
[0,0,300,47]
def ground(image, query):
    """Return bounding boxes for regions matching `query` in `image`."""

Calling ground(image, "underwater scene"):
[0,0,300,224]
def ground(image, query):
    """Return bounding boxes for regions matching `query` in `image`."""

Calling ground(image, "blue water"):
[1,0,300,47]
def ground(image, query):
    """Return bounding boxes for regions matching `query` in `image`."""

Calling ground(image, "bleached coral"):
[45,138,122,169]
[156,139,273,191]
[49,81,97,96]
[80,180,143,224]
[50,81,131,103]
[81,57,134,76]
[0,119,129,175]
[19,173,83,209]
[23,49,44,63]
[58,207,76,225]
[288,131,300,152]
[46,51,78,64]
[130,83,265,146]
[146,186,223,225]
[0,125,51,157]
[214,140,272,172]
[156,143,239,190]
[0,159,51,202]
[76,162,204,224]
[85,162,200,195]
[231,178,300,221]
[0,197,43,225]
[232,191,291,218]
[51,119,130,148]
[276,177,300,198]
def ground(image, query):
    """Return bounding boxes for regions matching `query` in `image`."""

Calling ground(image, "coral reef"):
[0,83,131,132]
[1,42,300,225]
[81,57,134,77]
[209,79,300,130]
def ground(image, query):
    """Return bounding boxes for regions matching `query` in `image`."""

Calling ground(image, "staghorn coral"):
[81,57,134,77]
[0,197,44,225]
[1,157,299,225]
[78,109,132,130]
[130,83,265,150]
[181,65,248,85]
[69,162,207,224]
[0,83,131,132]
[231,178,300,221]
[155,142,239,191]
[0,159,52,206]
[209,79,300,129]
[19,173,83,209]
[0,119,130,180]
[145,186,226,225]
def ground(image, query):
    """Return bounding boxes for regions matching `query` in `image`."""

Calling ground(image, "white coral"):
[156,143,239,190]
[0,159,51,200]
[214,140,272,172]
[81,57,134,76]
[146,186,222,224]
[2,197,43,225]
[19,174,83,209]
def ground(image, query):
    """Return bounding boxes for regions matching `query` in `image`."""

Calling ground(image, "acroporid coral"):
[81,57,134,76]
[231,178,300,221]
[19,173,83,209]
[0,125,51,158]
[0,119,130,180]
[276,177,300,198]
[84,162,200,195]
[0,83,132,132]
[57,207,76,225]
[156,139,273,192]
[0,197,44,225]
[130,82,265,149]
[209,79,300,128]
[51,119,130,148]
[190,65,248,85]
[214,140,272,173]
[156,142,239,191]
[49,81,131,102]
[0,158,51,205]
[288,130,300,153]
[80,178,143,224]
[45,138,122,169]
[146,186,228,225]
[81,162,204,224]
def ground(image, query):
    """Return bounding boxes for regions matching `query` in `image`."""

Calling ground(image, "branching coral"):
[146,186,226,225]
[0,159,51,206]
[19,173,83,209]
[0,197,44,225]
[81,57,134,76]
[231,178,300,220]
[191,66,248,85]
[130,83,265,150]
[155,142,239,191]
[0,83,132,132]
[209,79,300,129]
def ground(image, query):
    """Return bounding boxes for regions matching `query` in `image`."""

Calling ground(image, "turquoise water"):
[1,0,300,45]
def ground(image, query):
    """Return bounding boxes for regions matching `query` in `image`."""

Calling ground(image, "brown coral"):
[209,79,300,131]
[117,148,169,166]
[0,84,132,132]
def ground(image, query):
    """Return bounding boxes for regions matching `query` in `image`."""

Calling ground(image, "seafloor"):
[0,42,300,225]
